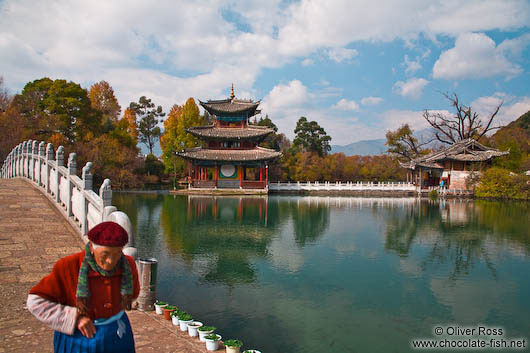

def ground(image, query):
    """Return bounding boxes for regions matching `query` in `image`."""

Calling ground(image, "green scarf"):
[76,243,133,316]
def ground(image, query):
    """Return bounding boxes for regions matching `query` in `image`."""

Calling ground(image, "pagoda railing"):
[241,180,266,189]
[193,180,217,188]
[0,140,137,259]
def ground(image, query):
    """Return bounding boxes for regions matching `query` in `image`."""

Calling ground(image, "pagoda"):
[176,86,281,191]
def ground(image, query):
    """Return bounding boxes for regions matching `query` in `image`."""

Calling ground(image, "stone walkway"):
[0,178,217,353]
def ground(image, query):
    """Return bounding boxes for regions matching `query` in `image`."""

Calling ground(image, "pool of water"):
[113,194,530,353]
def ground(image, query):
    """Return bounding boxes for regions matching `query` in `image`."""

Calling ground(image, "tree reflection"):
[158,195,282,287]
[385,200,530,279]
[287,199,330,247]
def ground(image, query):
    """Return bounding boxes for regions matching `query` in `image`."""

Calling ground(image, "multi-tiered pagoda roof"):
[176,86,281,190]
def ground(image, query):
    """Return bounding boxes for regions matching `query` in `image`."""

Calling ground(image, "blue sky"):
[1,0,529,145]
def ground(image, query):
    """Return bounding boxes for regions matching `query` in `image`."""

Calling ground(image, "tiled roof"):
[176,146,281,162]
[199,98,260,116]
[401,138,509,169]
[186,125,274,140]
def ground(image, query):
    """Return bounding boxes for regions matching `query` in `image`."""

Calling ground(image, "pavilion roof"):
[400,138,509,170]
[176,146,281,162]
[199,98,260,117]
[186,125,274,141]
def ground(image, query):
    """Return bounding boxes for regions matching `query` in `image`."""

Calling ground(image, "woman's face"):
[90,243,123,271]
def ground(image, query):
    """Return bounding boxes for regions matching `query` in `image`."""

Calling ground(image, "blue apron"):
[53,311,135,353]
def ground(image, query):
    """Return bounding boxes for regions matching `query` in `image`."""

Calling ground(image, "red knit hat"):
[88,221,129,247]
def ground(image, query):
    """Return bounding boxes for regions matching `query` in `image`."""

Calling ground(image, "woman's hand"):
[77,315,96,338]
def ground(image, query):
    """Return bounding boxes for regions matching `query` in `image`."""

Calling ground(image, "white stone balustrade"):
[1,140,137,259]
[268,180,417,192]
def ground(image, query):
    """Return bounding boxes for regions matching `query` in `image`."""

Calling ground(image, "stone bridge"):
[0,140,212,352]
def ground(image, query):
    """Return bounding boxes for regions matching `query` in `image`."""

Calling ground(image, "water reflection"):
[112,194,530,353]
[385,199,530,280]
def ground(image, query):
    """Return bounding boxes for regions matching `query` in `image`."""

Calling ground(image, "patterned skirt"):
[53,311,135,353]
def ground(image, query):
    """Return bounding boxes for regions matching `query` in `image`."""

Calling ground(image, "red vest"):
[30,251,140,320]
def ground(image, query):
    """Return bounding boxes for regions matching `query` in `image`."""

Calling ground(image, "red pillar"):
[239,166,243,188]
[215,165,218,187]
[260,167,263,181]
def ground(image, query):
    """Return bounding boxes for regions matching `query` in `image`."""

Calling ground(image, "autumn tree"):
[129,96,165,155]
[11,78,101,143]
[0,77,24,162]
[253,115,290,152]
[292,116,331,157]
[89,81,121,131]
[160,98,203,185]
[424,92,503,145]
[0,76,9,112]
[385,124,430,161]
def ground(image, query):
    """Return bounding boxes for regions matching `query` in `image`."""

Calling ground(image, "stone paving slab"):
[0,179,216,353]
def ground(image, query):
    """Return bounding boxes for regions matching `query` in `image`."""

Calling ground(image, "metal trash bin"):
[137,257,158,311]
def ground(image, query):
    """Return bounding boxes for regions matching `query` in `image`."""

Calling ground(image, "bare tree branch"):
[424,92,504,145]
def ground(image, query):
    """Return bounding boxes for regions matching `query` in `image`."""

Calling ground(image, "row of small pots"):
[154,301,260,353]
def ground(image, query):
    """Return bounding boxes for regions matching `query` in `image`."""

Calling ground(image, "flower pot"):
[187,321,203,337]
[162,307,176,320]
[171,315,179,326]
[199,329,215,342]
[179,319,192,332]
[224,339,243,353]
[204,334,221,351]
[154,303,167,315]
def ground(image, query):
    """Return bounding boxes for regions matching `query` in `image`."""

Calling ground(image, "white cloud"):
[361,96,383,106]
[301,58,314,66]
[404,55,421,74]
[261,80,308,110]
[471,94,530,127]
[433,33,523,79]
[380,109,432,131]
[333,98,359,111]
[393,78,429,99]
[327,47,358,63]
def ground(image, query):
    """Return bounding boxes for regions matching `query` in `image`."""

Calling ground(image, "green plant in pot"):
[198,326,216,342]
[170,308,180,325]
[204,333,222,351]
[178,313,193,332]
[162,305,177,320]
[154,301,168,315]
[224,339,243,353]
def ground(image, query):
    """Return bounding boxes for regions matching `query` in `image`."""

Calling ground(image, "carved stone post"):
[66,153,76,217]
[16,144,21,177]
[32,140,38,182]
[45,143,54,194]
[99,179,112,217]
[23,140,30,178]
[81,162,93,235]
[38,141,45,187]
[55,146,64,203]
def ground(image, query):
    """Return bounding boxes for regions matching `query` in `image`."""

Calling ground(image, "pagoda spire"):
[230,83,235,100]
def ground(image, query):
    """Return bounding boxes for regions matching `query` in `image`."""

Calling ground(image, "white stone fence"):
[1,140,137,259]
[269,181,417,192]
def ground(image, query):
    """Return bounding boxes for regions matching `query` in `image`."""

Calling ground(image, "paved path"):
[0,178,217,353]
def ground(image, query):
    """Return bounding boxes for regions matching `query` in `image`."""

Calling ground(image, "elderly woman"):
[27,221,140,353]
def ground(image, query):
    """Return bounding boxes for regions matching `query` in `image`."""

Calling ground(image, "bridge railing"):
[268,181,416,192]
[0,140,137,259]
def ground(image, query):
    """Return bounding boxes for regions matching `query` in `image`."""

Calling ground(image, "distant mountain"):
[330,139,387,156]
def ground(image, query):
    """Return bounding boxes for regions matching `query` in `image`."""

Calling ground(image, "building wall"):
[447,170,481,190]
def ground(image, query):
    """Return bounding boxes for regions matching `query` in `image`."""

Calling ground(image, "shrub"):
[475,167,530,200]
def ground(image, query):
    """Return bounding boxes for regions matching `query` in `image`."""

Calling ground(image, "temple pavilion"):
[400,138,509,190]
[176,87,281,191]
